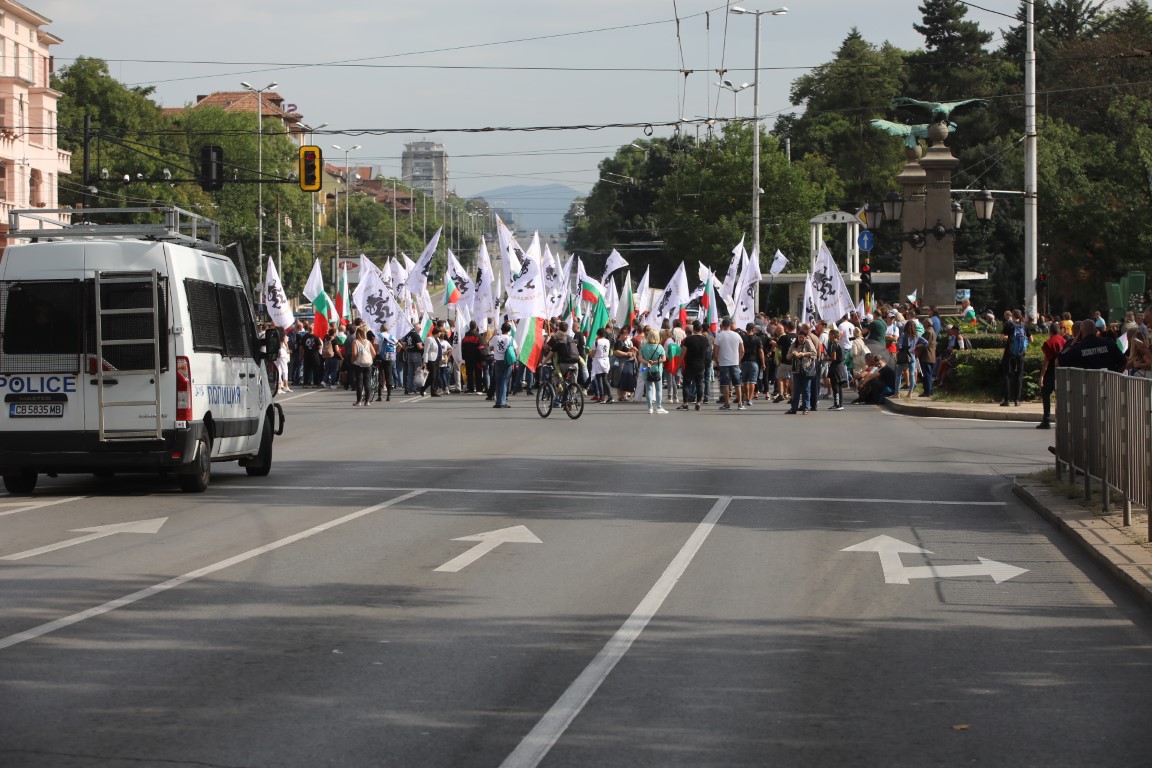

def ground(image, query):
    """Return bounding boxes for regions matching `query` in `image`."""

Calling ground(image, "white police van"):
[0,207,284,493]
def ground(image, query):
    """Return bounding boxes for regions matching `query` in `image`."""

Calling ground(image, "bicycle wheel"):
[563,383,584,420]
[535,382,554,418]
[370,366,381,395]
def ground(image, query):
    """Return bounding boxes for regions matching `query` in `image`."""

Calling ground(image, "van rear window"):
[0,279,169,374]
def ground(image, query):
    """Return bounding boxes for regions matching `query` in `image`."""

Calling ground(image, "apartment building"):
[0,1,70,232]
[401,141,447,204]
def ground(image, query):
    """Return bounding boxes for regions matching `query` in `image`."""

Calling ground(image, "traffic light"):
[1036,272,1048,292]
[199,145,225,191]
[299,145,322,192]
[860,262,872,292]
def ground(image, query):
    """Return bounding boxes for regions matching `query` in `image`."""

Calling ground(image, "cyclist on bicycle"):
[543,320,581,390]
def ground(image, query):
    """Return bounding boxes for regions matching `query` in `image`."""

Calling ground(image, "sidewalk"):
[883,392,1045,422]
[1014,476,1152,610]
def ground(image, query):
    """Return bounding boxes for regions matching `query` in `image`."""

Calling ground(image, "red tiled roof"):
[190,91,302,123]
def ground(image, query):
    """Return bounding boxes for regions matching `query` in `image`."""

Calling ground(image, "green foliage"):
[937,347,1043,401]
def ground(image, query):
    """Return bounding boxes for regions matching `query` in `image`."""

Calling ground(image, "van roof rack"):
[6,207,222,252]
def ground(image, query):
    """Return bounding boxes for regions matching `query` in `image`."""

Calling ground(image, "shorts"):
[719,365,742,387]
[740,361,760,384]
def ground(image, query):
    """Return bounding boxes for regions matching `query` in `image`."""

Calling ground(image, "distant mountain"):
[473,184,581,237]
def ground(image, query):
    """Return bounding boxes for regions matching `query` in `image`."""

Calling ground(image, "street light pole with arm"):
[331,144,360,283]
[728,6,786,311]
[241,80,278,292]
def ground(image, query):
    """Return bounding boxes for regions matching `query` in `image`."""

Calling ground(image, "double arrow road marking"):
[842,535,1028,584]
[2,518,168,562]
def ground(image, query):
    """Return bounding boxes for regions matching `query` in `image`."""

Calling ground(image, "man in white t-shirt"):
[713,317,745,410]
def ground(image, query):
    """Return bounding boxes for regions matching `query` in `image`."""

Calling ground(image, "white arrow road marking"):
[1,518,168,562]
[0,496,86,519]
[435,525,542,573]
[842,535,1028,584]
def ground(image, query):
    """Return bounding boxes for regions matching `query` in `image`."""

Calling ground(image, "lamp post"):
[728,6,787,311]
[331,144,360,282]
[241,81,278,290]
[714,79,750,120]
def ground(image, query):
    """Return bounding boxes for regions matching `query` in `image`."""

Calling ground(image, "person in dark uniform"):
[1057,319,1126,372]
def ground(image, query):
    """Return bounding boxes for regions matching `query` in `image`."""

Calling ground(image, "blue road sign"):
[858,230,875,252]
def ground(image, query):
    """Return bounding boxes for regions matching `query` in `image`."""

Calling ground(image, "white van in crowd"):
[0,207,285,493]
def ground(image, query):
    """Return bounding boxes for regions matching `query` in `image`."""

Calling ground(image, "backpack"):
[555,336,579,363]
[1009,322,1029,356]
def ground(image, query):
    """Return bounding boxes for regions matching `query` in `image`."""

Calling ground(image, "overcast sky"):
[40,0,1021,219]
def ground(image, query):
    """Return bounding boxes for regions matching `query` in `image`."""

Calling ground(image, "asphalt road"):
[2,387,1151,767]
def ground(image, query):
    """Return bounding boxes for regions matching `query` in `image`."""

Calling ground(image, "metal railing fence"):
[1054,368,1152,535]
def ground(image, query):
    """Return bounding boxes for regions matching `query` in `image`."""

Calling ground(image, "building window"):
[0,162,7,201]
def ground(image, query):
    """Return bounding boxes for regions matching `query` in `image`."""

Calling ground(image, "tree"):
[775,29,909,207]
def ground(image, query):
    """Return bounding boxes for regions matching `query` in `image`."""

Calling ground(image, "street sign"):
[858,230,875,252]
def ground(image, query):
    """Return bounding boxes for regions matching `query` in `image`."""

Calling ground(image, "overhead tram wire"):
[111,4,734,88]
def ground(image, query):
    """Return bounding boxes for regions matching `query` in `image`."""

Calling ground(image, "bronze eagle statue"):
[870,119,956,148]
[890,97,989,123]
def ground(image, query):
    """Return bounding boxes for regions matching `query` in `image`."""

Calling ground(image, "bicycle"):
[535,363,585,420]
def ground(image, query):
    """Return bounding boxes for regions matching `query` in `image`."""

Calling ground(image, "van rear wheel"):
[178,435,211,493]
[245,418,273,477]
[3,470,37,495]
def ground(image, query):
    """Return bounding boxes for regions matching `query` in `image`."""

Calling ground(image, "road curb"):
[1013,479,1152,611]
[884,398,1044,422]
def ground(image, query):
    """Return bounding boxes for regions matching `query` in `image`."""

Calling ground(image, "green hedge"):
[936,346,1044,401]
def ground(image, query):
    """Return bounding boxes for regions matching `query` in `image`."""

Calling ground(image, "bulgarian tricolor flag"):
[444,275,462,305]
[577,258,611,344]
[701,272,719,333]
[303,259,338,338]
[335,262,352,322]
[513,314,546,372]
[418,314,434,341]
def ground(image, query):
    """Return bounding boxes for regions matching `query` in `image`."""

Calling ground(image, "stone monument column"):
[897,144,927,304]
[918,121,960,308]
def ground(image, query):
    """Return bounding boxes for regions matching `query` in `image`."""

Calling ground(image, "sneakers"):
[695,402,701,411]
[1036,420,1051,429]
[719,404,731,411]
[649,408,654,414]
[830,405,844,411]
[676,404,689,411]
[656,407,669,414]
[999,401,1010,407]
[738,404,748,410]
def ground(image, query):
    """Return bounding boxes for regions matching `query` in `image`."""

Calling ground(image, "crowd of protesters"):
[262,298,1152,421]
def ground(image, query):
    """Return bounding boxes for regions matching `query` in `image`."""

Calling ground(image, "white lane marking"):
[499,496,733,768]
[0,496,86,518]
[0,490,425,652]
[272,389,321,403]
[841,535,1028,584]
[2,518,168,562]
[222,486,1007,506]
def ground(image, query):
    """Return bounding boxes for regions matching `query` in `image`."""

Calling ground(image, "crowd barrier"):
[1054,368,1152,535]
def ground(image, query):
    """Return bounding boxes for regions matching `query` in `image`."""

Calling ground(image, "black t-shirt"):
[301,333,321,362]
[742,334,763,363]
[682,334,710,370]
[777,333,794,359]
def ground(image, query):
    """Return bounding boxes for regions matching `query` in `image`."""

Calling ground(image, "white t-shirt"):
[715,329,743,367]
[837,320,855,351]
[489,333,512,361]
[592,337,611,375]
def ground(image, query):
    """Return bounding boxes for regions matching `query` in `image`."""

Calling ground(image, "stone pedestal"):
[917,122,960,308]
[897,144,926,304]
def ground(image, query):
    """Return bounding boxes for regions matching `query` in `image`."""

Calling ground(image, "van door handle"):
[91,378,119,385]
[238,373,247,379]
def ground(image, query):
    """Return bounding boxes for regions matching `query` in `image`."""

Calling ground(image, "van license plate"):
[10,403,63,417]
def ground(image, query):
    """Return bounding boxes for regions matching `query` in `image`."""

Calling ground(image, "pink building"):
[0,1,70,233]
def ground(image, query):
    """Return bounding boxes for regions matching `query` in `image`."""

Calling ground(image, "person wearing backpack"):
[1000,309,1030,407]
